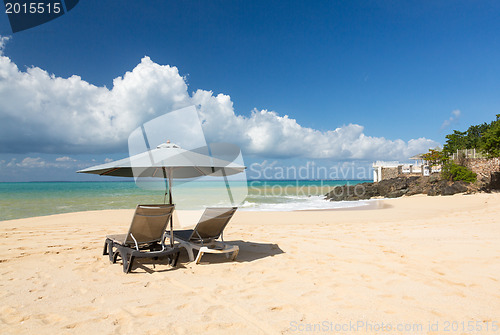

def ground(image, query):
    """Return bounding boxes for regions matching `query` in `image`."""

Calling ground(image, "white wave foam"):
[239,195,370,211]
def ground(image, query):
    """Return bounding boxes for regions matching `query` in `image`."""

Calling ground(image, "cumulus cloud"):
[0,41,438,161]
[0,36,9,55]
[192,91,438,160]
[441,109,461,129]
[0,52,190,153]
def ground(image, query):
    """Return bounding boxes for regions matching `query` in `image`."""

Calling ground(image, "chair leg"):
[230,248,239,261]
[108,241,115,262]
[103,240,109,255]
[169,251,180,267]
[173,251,180,267]
[125,255,135,273]
[109,244,180,273]
[194,251,204,264]
[112,251,120,264]
[185,246,195,262]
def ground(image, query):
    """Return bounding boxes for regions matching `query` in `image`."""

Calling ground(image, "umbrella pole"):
[168,170,174,247]
[162,167,168,204]
[163,167,174,247]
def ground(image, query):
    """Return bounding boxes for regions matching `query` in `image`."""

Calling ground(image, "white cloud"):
[0,44,439,161]
[0,156,85,169]
[6,158,17,167]
[0,54,190,154]
[193,91,438,160]
[17,157,46,168]
[441,109,461,129]
[55,156,76,162]
[0,36,9,55]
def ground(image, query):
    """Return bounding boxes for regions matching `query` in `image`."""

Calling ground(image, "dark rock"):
[386,189,407,198]
[426,180,469,196]
[325,183,374,201]
[429,175,440,183]
[441,181,468,195]
[490,172,500,190]
[427,185,440,196]
[377,177,408,196]
[325,175,472,202]
[406,176,431,195]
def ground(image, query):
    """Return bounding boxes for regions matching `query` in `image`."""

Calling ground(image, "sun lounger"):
[103,204,180,273]
[170,207,239,264]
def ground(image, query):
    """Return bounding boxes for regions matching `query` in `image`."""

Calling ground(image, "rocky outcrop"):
[490,172,500,190]
[325,176,471,202]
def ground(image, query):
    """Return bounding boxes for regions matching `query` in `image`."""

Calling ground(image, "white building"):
[372,154,440,182]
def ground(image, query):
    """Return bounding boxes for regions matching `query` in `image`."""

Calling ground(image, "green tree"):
[442,117,494,156]
[422,149,447,166]
[442,130,467,155]
[479,114,500,157]
[465,123,489,148]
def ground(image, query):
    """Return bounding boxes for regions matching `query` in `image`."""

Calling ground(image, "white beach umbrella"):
[77,141,246,244]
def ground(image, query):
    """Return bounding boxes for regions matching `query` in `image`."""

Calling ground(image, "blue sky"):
[0,1,499,181]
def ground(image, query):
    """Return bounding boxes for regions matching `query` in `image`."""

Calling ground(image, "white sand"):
[1,193,499,334]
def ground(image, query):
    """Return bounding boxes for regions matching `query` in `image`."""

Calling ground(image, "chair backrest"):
[125,204,175,245]
[190,207,237,242]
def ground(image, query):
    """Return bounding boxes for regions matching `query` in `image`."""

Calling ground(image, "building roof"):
[409,154,425,160]
[373,161,402,167]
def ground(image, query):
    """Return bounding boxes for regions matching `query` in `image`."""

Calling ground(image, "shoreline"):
[1,192,499,334]
[298,198,392,211]
[0,196,402,222]
[1,191,488,222]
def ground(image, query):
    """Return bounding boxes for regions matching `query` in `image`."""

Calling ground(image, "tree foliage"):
[442,114,500,157]
[429,115,499,183]
[421,149,448,166]
[479,115,500,157]
[442,130,467,155]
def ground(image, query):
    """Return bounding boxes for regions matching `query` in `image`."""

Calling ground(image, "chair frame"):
[171,207,239,264]
[103,204,180,273]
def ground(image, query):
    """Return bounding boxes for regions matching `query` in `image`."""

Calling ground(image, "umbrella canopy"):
[77,142,246,179]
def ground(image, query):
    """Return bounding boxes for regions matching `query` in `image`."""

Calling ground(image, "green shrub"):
[442,162,477,183]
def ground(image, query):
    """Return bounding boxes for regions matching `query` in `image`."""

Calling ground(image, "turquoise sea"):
[0,180,370,221]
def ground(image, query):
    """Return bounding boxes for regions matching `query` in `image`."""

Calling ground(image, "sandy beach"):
[1,193,499,334]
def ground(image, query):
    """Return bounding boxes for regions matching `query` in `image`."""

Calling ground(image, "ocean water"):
[0,180,370,221]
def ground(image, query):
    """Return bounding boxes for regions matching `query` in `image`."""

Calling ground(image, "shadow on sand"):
[118,241,284,272]
[174,240,285,265]
[230,240,284,263]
